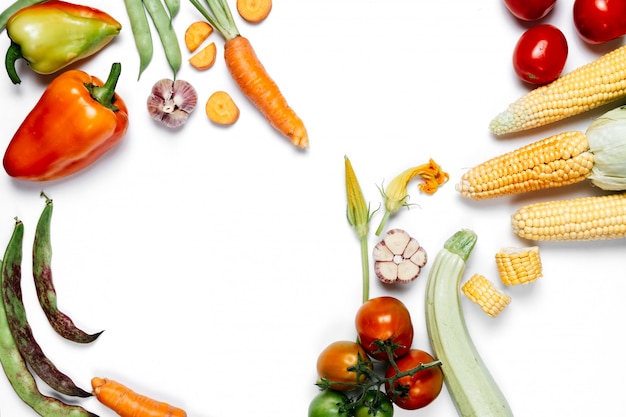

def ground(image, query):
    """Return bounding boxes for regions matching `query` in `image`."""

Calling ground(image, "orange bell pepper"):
[3,62,128,182]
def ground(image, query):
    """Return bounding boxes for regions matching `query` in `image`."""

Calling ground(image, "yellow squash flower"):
[376,159,449,236]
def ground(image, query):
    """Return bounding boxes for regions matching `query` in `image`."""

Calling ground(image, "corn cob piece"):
[495,246,542,286]
[512,192,626,241]
[457,131,594,199]
[490,44,626,135]
[461,274,511,318]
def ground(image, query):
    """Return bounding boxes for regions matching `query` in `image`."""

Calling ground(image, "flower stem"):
[360,235,370,303]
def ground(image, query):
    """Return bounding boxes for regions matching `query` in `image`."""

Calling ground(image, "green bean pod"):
[143,0,181,78]
[0,0,46,31]
[1,218,91,398]
[124,0,153,79]
[0,220,97,416]
[164,0,180,19]
[33,194,103,343]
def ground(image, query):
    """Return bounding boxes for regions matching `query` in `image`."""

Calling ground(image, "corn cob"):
[461,105,626,199]
[512,192,626,241]
[490,44,626,135]
[495,246,542,286]
[457,131,594,199]
[461,274,511,318]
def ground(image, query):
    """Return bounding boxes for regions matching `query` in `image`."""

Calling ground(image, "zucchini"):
[425,229,514,417]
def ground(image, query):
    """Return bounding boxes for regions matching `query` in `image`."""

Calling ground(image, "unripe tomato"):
[574,0,626,44]
[308,390,351,417]
[503,0,556,21]
[512,24,568,85]
[355,296,414,361]
[316,341,372,391]
[354,390,395,417]
[384,349,443,411]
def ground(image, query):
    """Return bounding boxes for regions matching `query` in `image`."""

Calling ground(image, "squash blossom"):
[5,1,122,84]
[345,156,372,302]
[375,159,449,236]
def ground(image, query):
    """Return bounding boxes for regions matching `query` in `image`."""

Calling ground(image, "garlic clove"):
[397,260,420,283]
[372,241,394,262]
[410,247,427,267]
[374,262,399,284]
[382,229,410,254]
[147,79,198,128]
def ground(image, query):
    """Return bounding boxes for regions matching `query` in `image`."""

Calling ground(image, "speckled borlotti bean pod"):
[1,218,92,397]
[34,193,103,343]
[0,218,97,416]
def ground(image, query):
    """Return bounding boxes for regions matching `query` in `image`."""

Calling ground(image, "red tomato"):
[574,0,626,43]
[355,296,414,361]
[384,349,443,410]
[503,0,556,21]
[512,24,568,85]
[316,341,372,391]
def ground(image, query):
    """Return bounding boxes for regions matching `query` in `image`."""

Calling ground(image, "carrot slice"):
[206,91,240,125]
[236,0,272,23]
[184,21,213,52]
[189,42,217,70]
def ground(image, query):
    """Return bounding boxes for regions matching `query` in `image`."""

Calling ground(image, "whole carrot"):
[1,218,92,397]
[34,193,103,343]
[189,0,309,149]
[91,377,187,417]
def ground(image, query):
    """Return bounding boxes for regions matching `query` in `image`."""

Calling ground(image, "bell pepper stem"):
[85,62,122,112]
[5,42,24,85]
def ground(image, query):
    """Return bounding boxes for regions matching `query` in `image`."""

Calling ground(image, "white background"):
[0,0,625,416]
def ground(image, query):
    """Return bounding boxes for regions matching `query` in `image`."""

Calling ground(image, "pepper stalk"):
[344,156,374,303]
[375,159,449,236]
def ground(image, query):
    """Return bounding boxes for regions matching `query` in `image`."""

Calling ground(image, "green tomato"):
[308,390,351,417]
[354,390,394,417]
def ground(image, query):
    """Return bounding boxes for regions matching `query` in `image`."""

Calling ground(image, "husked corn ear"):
[462,274,511,318]
[512,192,626,241]
[457,131,594,199]
[490,45,626,135]
[495,246,542,286]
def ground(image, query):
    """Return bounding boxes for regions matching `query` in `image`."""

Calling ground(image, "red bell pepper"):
[3,62,129,182]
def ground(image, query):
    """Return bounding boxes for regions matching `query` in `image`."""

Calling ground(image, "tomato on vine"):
[316,341,372,391]
[355,296,414,361]
[384,349,444,410]
[353,390,394,417]
[308,390,351,417]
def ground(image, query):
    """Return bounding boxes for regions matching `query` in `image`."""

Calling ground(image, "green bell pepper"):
[5,0,122,84]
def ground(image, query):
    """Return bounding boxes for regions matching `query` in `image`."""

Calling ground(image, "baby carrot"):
[33,193,103,343]
[189,0,309,148]
[0,219,97,417]
[1,218,91,397]
[92,377,187,417]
